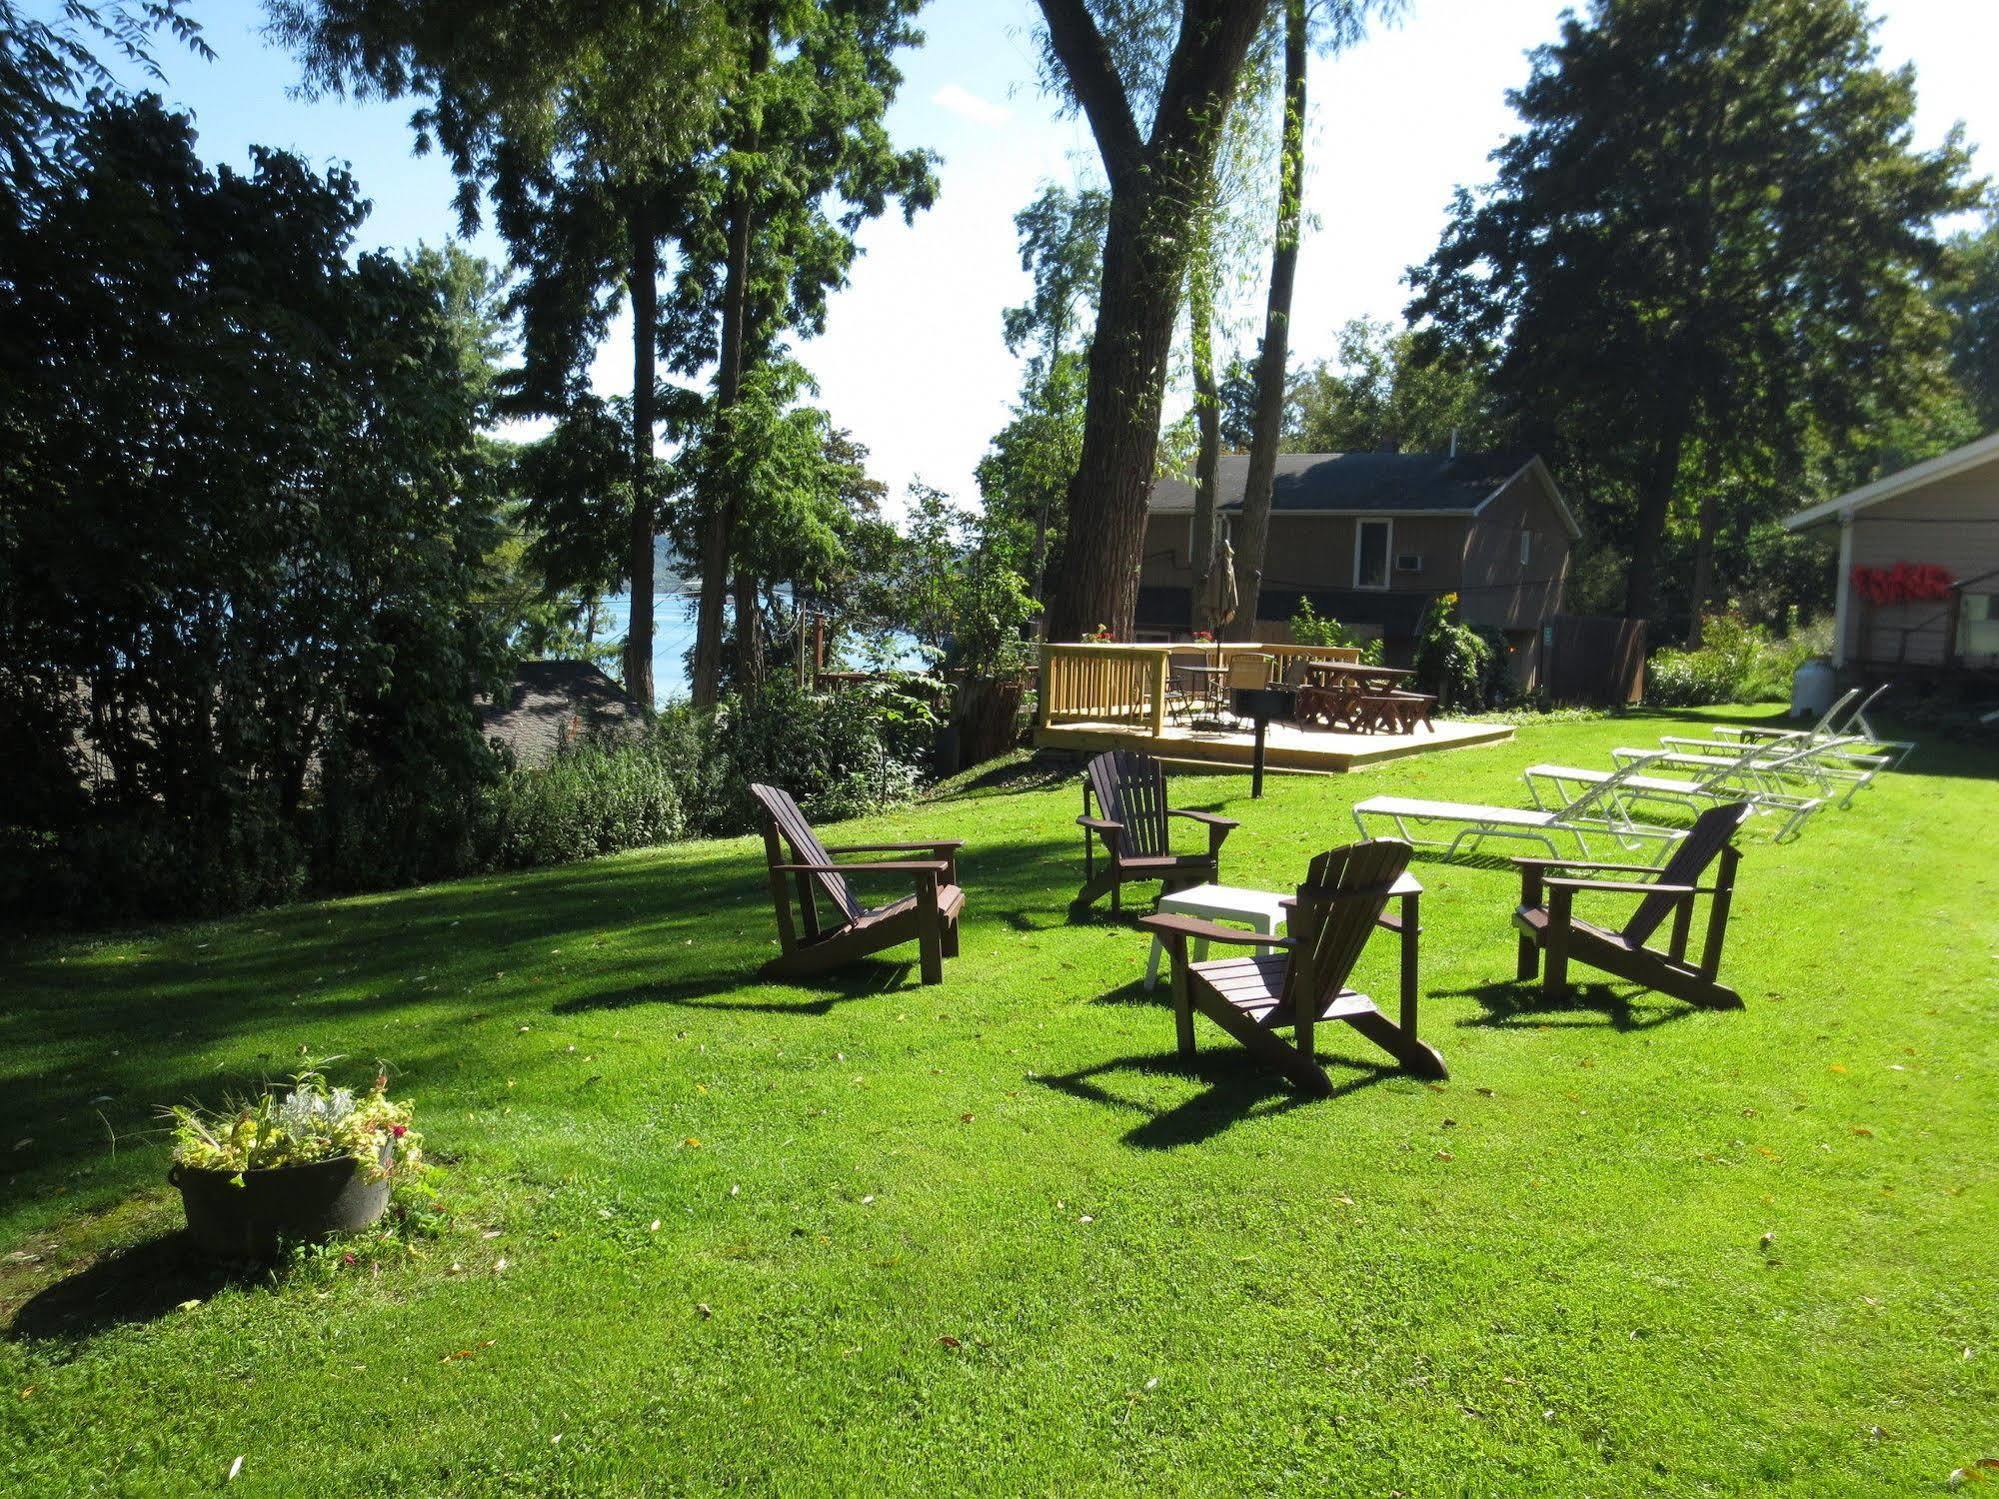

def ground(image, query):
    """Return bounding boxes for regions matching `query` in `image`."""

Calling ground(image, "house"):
[476,660,648,768]
[1138,450,1579,684]
[1781,430,1999,676]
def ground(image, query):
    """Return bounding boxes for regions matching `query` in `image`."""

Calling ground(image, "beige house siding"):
[1842,455,1999,669]
[1458,468,1574,635]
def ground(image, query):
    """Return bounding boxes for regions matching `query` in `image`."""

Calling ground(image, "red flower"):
[391,1124,407,1138]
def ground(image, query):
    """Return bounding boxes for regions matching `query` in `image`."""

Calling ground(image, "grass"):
[1,705,1994,1496]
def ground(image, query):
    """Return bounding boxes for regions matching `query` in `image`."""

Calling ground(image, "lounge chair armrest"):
[1076,816,1124,835]
[770,860,949,877]
[1138,913,1293,948]
[1167,810,1239,830]
[821,840,965,854]
[1540,877,1713,896]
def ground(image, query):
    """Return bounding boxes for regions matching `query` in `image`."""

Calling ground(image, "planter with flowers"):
[165,1068,421,1259]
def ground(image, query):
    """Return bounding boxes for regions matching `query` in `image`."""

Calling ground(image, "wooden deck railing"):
[1036,640,1363,735]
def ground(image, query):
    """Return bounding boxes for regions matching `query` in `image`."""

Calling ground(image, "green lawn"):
[2,706,1994,1496]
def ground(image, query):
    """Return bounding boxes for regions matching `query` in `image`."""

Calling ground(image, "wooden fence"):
[1540,615,1647,705]
[1037,641,1362,735]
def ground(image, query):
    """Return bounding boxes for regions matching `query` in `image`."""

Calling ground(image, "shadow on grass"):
[1089,977,1163,1008]
[1034,1049,1395,1149]
[1439,977,1696,1033]
[8,1231,266,1345]
[556,960,918,1016]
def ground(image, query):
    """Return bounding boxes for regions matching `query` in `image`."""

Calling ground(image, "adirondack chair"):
[1076,750,1238,912]
[1511,801,1752,1010]
[1138,839,1446,1094]
[749,784,965,985]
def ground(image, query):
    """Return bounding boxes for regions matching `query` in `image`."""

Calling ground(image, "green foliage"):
[1412,593,1510,711]
[1288,317,1494,455]
[167,1066,420,1178]
[1408,0,1983,621]
[693,677,923,834]
[1942,207,1999,430]
[1289,598,1382,665]
[1645,612,1830,707]
[482,736,688,872]
[0,97,506,920]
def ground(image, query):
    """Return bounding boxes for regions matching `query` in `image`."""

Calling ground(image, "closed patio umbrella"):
[1206,528,1239,645]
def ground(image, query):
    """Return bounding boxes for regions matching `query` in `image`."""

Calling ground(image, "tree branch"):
[1035,0,1143,187]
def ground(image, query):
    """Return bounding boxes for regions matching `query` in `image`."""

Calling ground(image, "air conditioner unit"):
[1394,553,1424,574]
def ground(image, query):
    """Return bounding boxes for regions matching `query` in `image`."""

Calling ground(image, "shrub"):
[1289,599,1382,665]
[483,736,687,871]
[1646,612,1830,707]
[1413,594,1512,711]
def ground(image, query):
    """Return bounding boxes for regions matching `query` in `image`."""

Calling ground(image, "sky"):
[60,0,1999,513]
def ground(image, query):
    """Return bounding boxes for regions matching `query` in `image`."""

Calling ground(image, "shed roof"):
[1782,429,1999,531]
[477,660,647,768]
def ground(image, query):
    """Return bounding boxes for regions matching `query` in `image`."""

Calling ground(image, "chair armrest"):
[822,840,965,854]
[1540,877,1713,896]
[1167,809,1239,830]
[1076,816,1124,835]
[1138,914,1293,948]
[1510,857,1668,875]
[770,860,949,877]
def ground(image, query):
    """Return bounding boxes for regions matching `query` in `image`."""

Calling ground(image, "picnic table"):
[1297,660,1434,734]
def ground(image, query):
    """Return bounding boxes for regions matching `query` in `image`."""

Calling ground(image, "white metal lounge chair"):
[1700,683,1917,768]
[1523,745,1823,843]
[1353,756,1688,862]
[1614,735,1881,809]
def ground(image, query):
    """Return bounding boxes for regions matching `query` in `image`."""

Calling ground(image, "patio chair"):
[1352,754,1688,862]
[1076,749,1238,912]
[750,783,965,985]
[1524,741,1824,842]
[1703,683,1917,768]
[1511,802,1753,1009]
[1616,735,1883,809]
[1139,839,1446,1094]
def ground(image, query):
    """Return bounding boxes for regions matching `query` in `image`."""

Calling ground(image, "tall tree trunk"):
[1625,393,1692,623]
[690,26,770,706]
[1188,245,1221,635]
[1036,0,1267,643]
[624,200,658,705]
[1230,0,1307,641]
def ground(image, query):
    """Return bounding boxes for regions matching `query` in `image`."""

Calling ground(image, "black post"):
[1251,713,1268,799]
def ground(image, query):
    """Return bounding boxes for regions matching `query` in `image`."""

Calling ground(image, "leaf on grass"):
[960,1113,974,1124]
[683,1137,702,1148]
[1335,1194,1356,1206]
[227,1456,244,1483]
[938,1335,962,1349]
[1829,1063,1848,1074]
[1759,1232,1776,1249]
[649,1219,661,1232]
[1434,1150,1454,1162]
[696,1303,712,1319]
[1078,1214,1094,1224]
[1851,1126,1874,1137]
[176,1298,202,1313]
[1476,1087,1495,1097]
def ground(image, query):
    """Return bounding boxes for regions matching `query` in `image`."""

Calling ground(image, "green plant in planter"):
[166,1066,421,1181]
[1289,598,1383,665]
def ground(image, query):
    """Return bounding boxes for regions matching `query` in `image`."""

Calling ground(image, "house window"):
[1960,594,1999,658]
[1520,530,1533,567]
[1355,519,1391,589]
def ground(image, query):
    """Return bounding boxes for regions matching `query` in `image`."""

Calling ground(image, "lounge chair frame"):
[1352,755,1688,862]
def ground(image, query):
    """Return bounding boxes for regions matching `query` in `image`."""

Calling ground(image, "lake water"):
[593,594,921,705]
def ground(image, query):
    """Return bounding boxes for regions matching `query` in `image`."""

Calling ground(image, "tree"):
[0,0,209,212]
[1034,0,1271,641]
[1228,0,1400,639]
[0,97,502,911]
[1942,208,1999,430]
[1288,317,1495,454]
[983,182,1107,615]
[272,0,733,705]
[681,1,935,705]
[1407,0,1981,626]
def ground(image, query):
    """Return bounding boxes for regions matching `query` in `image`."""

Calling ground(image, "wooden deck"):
[1032,716,1514,774]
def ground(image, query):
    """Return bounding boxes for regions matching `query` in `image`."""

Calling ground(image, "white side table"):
[1143,882,1289,991]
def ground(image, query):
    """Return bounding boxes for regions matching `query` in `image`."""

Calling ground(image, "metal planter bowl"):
[170,1145,391,1260]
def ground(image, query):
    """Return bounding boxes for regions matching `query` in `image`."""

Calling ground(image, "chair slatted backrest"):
[1085,750,1171,858]
[1621,802,1751,946]
[1283,840,1411,1016]
[749,783,862,929]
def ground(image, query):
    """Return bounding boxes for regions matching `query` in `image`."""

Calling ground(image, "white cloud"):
[931,82,1013,128]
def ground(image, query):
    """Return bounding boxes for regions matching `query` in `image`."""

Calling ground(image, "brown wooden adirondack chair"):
[749,784,965,985]
[1511,801,1752,1009]
[1138,840,1446,1093]
[1075,750,1238,912]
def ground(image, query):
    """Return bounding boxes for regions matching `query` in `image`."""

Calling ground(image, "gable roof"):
[1783,429,1999,532]
[476,660,648,768]
[1149,450,1580,538]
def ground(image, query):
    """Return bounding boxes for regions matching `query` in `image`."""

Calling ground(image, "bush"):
[1289,599,1382,665]
[483,737,687,870]
[697,677,923,834]
[1413,594,1512,711]
[1646,612,1830,707]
